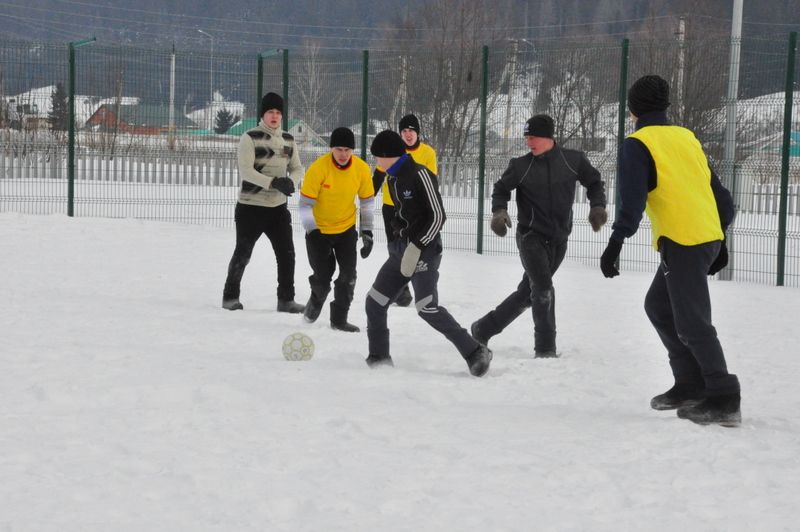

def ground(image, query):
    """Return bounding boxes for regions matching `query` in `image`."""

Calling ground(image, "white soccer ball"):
[282,332,315,361]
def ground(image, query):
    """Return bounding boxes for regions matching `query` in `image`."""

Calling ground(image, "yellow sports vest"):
[629,126,723,248]
[381,142,437,206]
[300,154,373,234]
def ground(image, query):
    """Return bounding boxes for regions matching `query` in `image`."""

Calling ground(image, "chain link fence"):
[1,35,798,286]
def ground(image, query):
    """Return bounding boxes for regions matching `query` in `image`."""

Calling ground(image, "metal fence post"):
[67,37,95,217]
[361,50,369,160]
[777,31,797,287]
[257,49,281,119]
[282,49,289,131]
[477,45,489,254]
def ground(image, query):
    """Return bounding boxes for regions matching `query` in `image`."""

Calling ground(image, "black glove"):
[271,177,295,196]
[708,240,728,275]
[588,206,608,232]
[360,230,374,259]
[371,168,386,196]
[600,238,623,278]
[490,209,512,237]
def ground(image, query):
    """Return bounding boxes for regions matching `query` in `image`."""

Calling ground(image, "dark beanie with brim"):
[330,127,355,149]
[628,75,670,116]
[370,130,407,158]
[260,92,284,115]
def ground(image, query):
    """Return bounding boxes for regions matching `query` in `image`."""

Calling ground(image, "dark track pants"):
[644,238,740,396]
[365,237,479,359]
[223,202,296,302]
[474,230,567,353]
[305,226,358,318]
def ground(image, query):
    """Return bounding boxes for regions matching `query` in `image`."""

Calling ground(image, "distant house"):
[86,104,199,135]
[226,117,327,147]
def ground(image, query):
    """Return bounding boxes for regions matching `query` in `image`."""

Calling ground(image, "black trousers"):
[305,226,358,317]
[364,237,479,359]
[644,238,740,396]
[475,230,567,353]
[223,202,296,302]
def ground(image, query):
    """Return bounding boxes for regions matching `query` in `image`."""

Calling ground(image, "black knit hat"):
[524,114,554,138]
[398,114,420,133]
[628,75,670,116]
[370,130,407,158]
[260,92,284,115]
[329,127,355,149]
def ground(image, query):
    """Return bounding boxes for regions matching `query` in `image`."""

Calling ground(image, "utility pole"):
[675,17,686,122]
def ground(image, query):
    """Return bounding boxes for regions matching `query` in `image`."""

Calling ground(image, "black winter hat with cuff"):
[524,114,554,138]
[329,127,355,149]
[260,92,284,115]
[370,130,407,158]
[398,114,420,133]
[628,75,670,117]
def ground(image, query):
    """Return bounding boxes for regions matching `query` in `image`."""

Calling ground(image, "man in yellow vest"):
[372,114,438,307]
[299,127,375,332]
[600,75,740,427]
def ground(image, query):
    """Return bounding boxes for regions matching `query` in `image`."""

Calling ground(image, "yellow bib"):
[629,126,723,248]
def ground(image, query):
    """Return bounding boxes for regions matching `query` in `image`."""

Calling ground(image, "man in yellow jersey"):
[600,75,740,427]
[222,92,305,314]
[299,127,375,332]
[372,114,437,307]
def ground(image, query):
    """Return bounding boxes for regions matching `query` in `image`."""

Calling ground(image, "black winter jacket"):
[386,154,446,249]
[491,145,606,242]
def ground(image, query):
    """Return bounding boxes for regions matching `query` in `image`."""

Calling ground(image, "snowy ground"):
[1,212,799,531]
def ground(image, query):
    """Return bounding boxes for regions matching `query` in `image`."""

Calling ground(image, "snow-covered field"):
[1,213,799,531]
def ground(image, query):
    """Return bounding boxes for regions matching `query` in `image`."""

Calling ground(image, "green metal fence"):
[1,34,798,287]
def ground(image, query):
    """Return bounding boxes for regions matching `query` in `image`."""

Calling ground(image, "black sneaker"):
[366,354,394,368]
[470,320,491,346]
[677,393,741,427]
[534,349,559,358]
[465,344,493,377]
[303,298,323,323]
[650,383,705,410]
[222,298,243,311]
[277,300,305,314]
[331,321,360,333]
[395,285,413,307]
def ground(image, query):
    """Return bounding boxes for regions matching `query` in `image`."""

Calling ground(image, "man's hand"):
[708,240,728,275]
[400,243,422,277]
[490,209,512,237]
[360,230,374,259]
[600,238,623,278]
[588,206,608,232]
[271,177,295,196]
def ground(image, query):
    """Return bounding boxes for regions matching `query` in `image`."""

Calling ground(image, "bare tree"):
[291,40,343,135]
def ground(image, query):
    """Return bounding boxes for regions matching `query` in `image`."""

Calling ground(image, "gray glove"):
[490,209,512,237]
[588,206,608,232]
[400,243,422,277]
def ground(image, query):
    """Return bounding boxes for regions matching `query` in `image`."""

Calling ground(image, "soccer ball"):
[282,332,315,361]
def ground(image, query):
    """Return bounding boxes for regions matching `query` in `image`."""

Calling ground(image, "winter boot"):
[677,392,741,427]
[395,284,413,307]
[277,299,305,314]
[650,383,705,411]
[464,344,493,377]
[303,296,324,323]
[534,349,559,358]
[330,302,360,333]
[366,354,394,368]
[222,298,243,311]
[470,319,492,346]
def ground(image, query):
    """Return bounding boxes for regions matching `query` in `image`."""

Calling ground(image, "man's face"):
[400,128,418,147]
[331,147,353,166]
[526,135,554,156]
[263,109,282,128]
